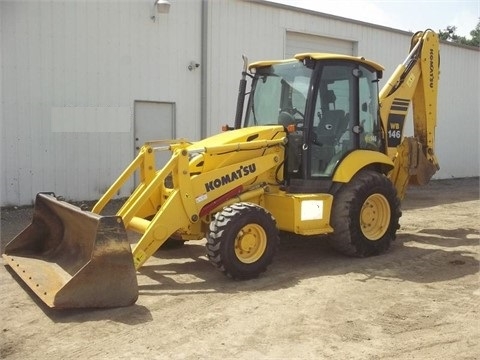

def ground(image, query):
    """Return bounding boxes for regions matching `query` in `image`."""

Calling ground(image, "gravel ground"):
[0,177,479,360]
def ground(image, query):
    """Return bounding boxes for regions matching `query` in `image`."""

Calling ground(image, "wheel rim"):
[234,223,267,264]
[360,193,391,241]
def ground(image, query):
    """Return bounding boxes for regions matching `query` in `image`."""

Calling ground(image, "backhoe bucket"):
[2,193,138,308]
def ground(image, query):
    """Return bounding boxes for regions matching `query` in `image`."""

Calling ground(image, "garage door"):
[285,31,355,58]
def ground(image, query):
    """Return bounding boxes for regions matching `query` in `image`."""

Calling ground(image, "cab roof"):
[248,53,384,72]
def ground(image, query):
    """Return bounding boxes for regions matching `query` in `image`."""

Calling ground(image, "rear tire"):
[206,203,279,279]
[328,170,401,257]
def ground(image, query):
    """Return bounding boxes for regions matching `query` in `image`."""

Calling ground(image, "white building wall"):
[435,44,479,178]
[1,0,478,206]
[205,0,285,135]
[1,0,202,206]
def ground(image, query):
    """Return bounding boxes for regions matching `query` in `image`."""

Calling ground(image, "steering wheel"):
[281,107,305,119]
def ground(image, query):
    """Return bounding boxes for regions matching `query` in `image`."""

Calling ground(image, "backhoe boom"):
[380,29,440,198]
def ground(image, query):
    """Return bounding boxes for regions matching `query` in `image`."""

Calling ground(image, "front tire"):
[158,238,185,250]
[328,170,401,257]
[206,203,279,279]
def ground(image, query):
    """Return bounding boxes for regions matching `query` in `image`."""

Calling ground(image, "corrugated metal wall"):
[435,44,479,178]
[1,0,202,205]
[1,0,478,206]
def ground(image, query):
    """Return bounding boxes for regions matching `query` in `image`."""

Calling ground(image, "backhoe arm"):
[379,29,440,199]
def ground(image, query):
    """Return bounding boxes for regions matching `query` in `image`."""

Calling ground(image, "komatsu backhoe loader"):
[3,30,440,308]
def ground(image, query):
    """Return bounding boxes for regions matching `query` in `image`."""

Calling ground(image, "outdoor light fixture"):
[155,0,170,14]
[151,0,170,22]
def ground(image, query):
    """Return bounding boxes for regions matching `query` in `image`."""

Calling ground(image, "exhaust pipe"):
[234,55,249,129]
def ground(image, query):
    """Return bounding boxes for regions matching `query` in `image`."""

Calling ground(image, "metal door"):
[285,31,356,58]
[134,101,175,180]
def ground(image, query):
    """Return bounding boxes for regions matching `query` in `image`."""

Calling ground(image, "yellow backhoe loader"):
[3,30,440,308]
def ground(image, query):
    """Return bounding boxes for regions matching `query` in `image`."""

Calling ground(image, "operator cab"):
[244,54,384,193]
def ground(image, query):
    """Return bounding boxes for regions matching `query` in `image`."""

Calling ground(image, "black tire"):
[206,203,279,280]
[158,238,185,250]
[328,170,401,257]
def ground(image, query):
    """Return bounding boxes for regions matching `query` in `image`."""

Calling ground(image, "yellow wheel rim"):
[234,224,267,264]
[360,193,391,241]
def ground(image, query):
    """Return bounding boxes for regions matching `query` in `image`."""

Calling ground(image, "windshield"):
[245,61,313,127]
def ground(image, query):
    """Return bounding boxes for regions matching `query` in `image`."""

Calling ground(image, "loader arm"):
[94,126,287,270]
[131,141,285,269]
[379,29,440,199]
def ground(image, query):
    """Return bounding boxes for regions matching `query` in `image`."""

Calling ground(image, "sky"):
[266,0,479,38]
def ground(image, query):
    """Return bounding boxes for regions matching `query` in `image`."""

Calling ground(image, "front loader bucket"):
[2,193,138,308]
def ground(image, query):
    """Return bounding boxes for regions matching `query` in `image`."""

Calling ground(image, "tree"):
[438,19,480,47]
[438,25,462,42]
[468,20,480,47]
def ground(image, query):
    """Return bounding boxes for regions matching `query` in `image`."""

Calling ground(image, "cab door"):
[288,62,382,193]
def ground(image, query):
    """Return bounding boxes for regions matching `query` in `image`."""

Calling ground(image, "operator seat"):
[278,111,303,175]
[311,90,350,174]
[316,109,347,145]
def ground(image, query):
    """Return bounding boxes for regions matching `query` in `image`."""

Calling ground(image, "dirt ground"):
[0,177,479,359]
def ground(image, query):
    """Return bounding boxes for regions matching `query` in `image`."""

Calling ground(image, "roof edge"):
[245,0,412,36]
[244,0,480,52]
